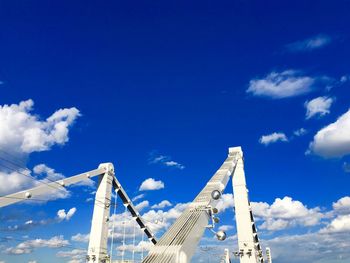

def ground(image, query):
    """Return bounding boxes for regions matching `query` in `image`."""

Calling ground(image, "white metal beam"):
[0,167,105,208]
[87,163,114,263]
[231,147,263,263]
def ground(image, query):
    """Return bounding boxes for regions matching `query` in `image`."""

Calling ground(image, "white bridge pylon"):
[0,146,268,263]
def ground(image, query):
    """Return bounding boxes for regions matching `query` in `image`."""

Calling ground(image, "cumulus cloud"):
[0,169,37,196]
[57,207,77,221]
[0,100,81,198]
[34,163,94,187]
[5,235,69,254]
[247,70,316,99]
[308,109,350,158]
[215,193,234,213]
[259,132,288,146]
[265,231,350,263]
[252,196,323,231]
[117,240,153,254]
[149,153,185,170]
[151,200,172,209]
[139,178,164,191]
[0,165,70,198]
[319,214,350,233]
[304,96,334,119]
[107,202,190,242]
[333,196,350,215]
[286,34,332,52]
[0,99,80,154]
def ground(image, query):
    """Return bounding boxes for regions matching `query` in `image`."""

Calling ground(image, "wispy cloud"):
[259,132,288,146]
[132,193,145,202]
[293,128,307,137]
[149,153,185,170]
[286,34,332,52]
[247,70,316,99]
[304,96,334,119]
[343,162,350,173]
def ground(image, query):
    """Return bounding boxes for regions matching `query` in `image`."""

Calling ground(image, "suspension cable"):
[141,231,145,261]
[109,190,118,261]
[132,219,136,262]
[121,205,127,262]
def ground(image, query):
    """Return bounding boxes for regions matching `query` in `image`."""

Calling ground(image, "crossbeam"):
[0,167,105,207]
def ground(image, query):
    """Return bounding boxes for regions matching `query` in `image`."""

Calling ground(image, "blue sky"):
[0,1,350,263]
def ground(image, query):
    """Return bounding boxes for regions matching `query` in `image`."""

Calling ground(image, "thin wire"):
[132,219,136,262]
[110,191,118,261]
[0,161,65,195]
[0,154,108,209]
[121,205,127,262]
[141,231,145,261]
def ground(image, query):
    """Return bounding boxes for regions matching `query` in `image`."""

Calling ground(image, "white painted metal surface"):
[0,167,105,207]
[266,247,272,263]
[224,248,231,263]
[231,147,263,263]
[87,163,114,263]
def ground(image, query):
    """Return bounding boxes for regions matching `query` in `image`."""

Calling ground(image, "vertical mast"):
[231,147,263,263]
[87,163,114,263]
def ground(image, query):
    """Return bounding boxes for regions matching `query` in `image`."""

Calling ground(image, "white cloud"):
[252,196,323,231]
[259,132,288,145]
[308,109,350,158]
[0,169,37,196]
[163,160,185,169]
[135,200,149,211]
[71,233,90,243]
[56,248,86,263]
[34,163,94,187]
[132,193,145,202]
[5,235,69,254]
[57,207,77,221]
[304,96,334,119]
[286,34,332,52]
[149,153,185,170]
[0,100,81,198]
[0,99,80,154]
[0,167,70,199]
[333,196,350,214]
[320,214,350,233]
[151,200,172,209]
[215,193,234,213]
[340,75,350,83]
[139,178,164,191]
[265,231,350,263]
[247,70,315,99]
[218,225,234,231]
[293,128,307,137]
